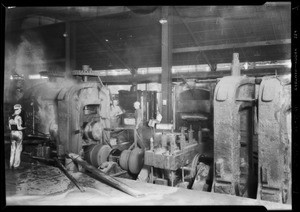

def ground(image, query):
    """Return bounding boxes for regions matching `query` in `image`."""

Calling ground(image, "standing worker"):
[110,99,124,127]
[133,101,145,149]
[134,101,143,129]
[8,104,26,169]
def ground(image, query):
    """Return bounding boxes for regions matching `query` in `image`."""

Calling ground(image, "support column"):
[65,21,71,78]
[231,53,241,76]
[70,22,76,72]
[161,6,173,123]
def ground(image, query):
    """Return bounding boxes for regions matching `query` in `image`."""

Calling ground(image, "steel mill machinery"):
[173,80,215,155]
[256,76,291,204]
[212,75,257,198]
[211,73,291,204]
[6,65,291,204]
[118,88,157,128]
[143,82,215,189]
[115,88,158,175]
[19,70,158,177]
[20,80,114,169]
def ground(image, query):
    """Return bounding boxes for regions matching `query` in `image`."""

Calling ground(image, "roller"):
[85,144,112,167]
[119,149,131,171]
[128,147,144,175]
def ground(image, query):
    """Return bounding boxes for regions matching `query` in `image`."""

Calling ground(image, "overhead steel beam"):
[5,7,131,25]
[174,6,214,71]
[10,58,66,65]
[67,67,290,84]
[173,39,291,53]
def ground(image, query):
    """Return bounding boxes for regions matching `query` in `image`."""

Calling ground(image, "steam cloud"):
[4,34,48,103]
[4,32,79,136]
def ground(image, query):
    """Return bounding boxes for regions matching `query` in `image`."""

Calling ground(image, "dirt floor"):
[4,159,292,209]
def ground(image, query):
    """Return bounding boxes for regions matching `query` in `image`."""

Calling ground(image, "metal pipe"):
[54,157,85,192]
[67,153,145,198]
[32,101,35,135]
[97,75,104,87]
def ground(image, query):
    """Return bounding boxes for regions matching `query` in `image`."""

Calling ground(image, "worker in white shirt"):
[110,99,124,117]
[8,104,26,169]
[110,99,124,127]
[134,101,143,129]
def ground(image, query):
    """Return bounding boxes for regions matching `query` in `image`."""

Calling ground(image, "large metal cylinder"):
[84,121,103,141]
[85,144,112,167]
[128,148,144,174]
[119,149,132,171]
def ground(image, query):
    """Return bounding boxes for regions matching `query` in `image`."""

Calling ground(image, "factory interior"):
[2,4,295,208]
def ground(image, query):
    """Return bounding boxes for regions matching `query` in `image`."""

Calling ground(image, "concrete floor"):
[4,161,291,209]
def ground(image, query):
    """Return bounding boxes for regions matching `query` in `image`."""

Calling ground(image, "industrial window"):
[179,89,210,100]
[83,104,100,115]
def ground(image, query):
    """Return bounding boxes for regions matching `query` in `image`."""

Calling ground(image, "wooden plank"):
[172,39,291,53]
[67,153,145,198]
[54,157,85,192]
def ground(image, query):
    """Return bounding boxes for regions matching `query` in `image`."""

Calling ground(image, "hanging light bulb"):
[159,18,167,24]
[244,62,249,70]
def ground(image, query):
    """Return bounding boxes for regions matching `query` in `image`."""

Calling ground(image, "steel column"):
[65,21,71,78]
[231,53,241,76]
[161,6,173,123]
[70,22,76,71]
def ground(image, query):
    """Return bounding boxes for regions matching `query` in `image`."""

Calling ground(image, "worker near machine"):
[15,88,24,102]
[133,101,145,148]
[110,99,124,127]
[134,101,143,129]
[148,110,162,128]
[110,99,124,117]
[8,104,26,169]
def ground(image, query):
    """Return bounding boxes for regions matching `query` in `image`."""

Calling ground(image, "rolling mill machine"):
[20,80,113,169]
[5,52,291,203]
[141,53,291,204]
[210,54,291,204]
[15,71,159,179]
[116,88,158,175]
[143,81,215,189]
[256,76,291,204]
[212,75,257,198]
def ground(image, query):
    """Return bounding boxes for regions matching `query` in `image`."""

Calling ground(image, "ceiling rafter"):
[80,22,136,74]
[173,6,215,71]
[173,39,291,53]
